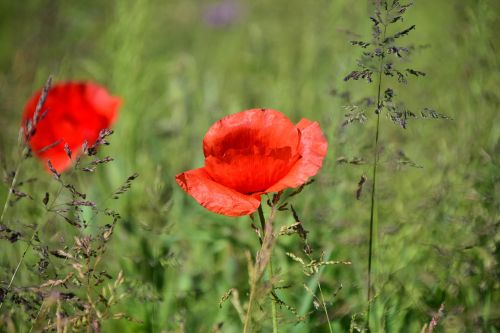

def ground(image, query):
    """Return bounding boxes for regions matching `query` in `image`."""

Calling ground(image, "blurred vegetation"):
[0,0,499,332]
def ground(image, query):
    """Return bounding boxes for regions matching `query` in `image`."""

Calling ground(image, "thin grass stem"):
[0,162,22,224]
[0,230,36,312]
[243,277,257,333]
[367,19,388,329]
[0,142,28,311]
[269,259,278,333]
[317,280,334,333]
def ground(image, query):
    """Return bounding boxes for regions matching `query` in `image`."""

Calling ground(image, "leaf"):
[32,75,53,129]
[286,252,305,266]
[387,46,409,57]
[64,183,86,199]
[336,156,366,165]
[70,200,96,207]
[343,69,373,83]
[384,88,394,102]
[397,150,423,168]
[350,40,370,48]
[112,172,139,199]
[0,224,21,243]
[47,160,60,179]
[43,192,49,206]
[50,249,74,259]
[219,288,235,308]
[406,68,426,77]
[395,70,408,84]
[38,140,61,154]
[342,110,367,127]
[421,108,452,120]
[388,107,417,129]
[356,174,367,200]
[90,156,114,166]
[40,272,74,288]
[11,188,33,200]
[64,143,72,159]
[384,25,416,43]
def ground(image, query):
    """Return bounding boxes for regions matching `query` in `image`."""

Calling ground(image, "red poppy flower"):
[176,108,328,216]
[22,81,121,173]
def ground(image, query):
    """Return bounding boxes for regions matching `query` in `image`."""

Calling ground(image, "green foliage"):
[0,0,499,332]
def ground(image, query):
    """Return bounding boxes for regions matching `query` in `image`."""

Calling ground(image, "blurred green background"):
[0,0,499,332]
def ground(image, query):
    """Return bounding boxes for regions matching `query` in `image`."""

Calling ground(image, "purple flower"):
[203,0,243,27]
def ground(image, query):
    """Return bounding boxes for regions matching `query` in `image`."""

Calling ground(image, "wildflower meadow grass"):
[0,0,499,332]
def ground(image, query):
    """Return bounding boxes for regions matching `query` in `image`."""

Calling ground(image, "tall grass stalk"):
[0,155,22,224]
[243,276,257,333]
[367,20,388,327]
[1,176,66,313]
[28,257,70,332]
[291,248,333,333]
[0,230,35,312]
[0,76,54,311]
[0,153,23,311]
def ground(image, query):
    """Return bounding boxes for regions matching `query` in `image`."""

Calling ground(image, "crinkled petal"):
[176,167,261,216]
[204,145,298,193]
[265,119,328,193]
[202,109,301,192]
[203,108,300,158]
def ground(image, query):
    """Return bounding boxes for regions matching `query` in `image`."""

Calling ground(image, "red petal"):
[176,168,261,216]
[44,154,73,173]
[265,119,328,193]
[85,83,121,123]
[202,109,300,193]
[203,109,300,157]
[35,119,75,172]
[21,81,121,173]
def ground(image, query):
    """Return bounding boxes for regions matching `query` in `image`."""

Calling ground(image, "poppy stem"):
[258,204,266,234]
[258,205,279,333]
[242,205,279,333]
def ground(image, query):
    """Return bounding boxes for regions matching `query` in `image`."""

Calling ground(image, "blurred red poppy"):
[22,82,121,173]
[176,108,328,216]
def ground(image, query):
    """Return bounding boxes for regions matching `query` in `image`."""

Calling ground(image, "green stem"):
[0,174,16,223]
[258,205,279,333]
[0,147,26,311]
[367,21,387,329]
[0,151,25,224]
[0,231,36,312]
[270,259,278,333]
[317,280,334,333]
[243,279,257,333]
[258,205,266,236]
